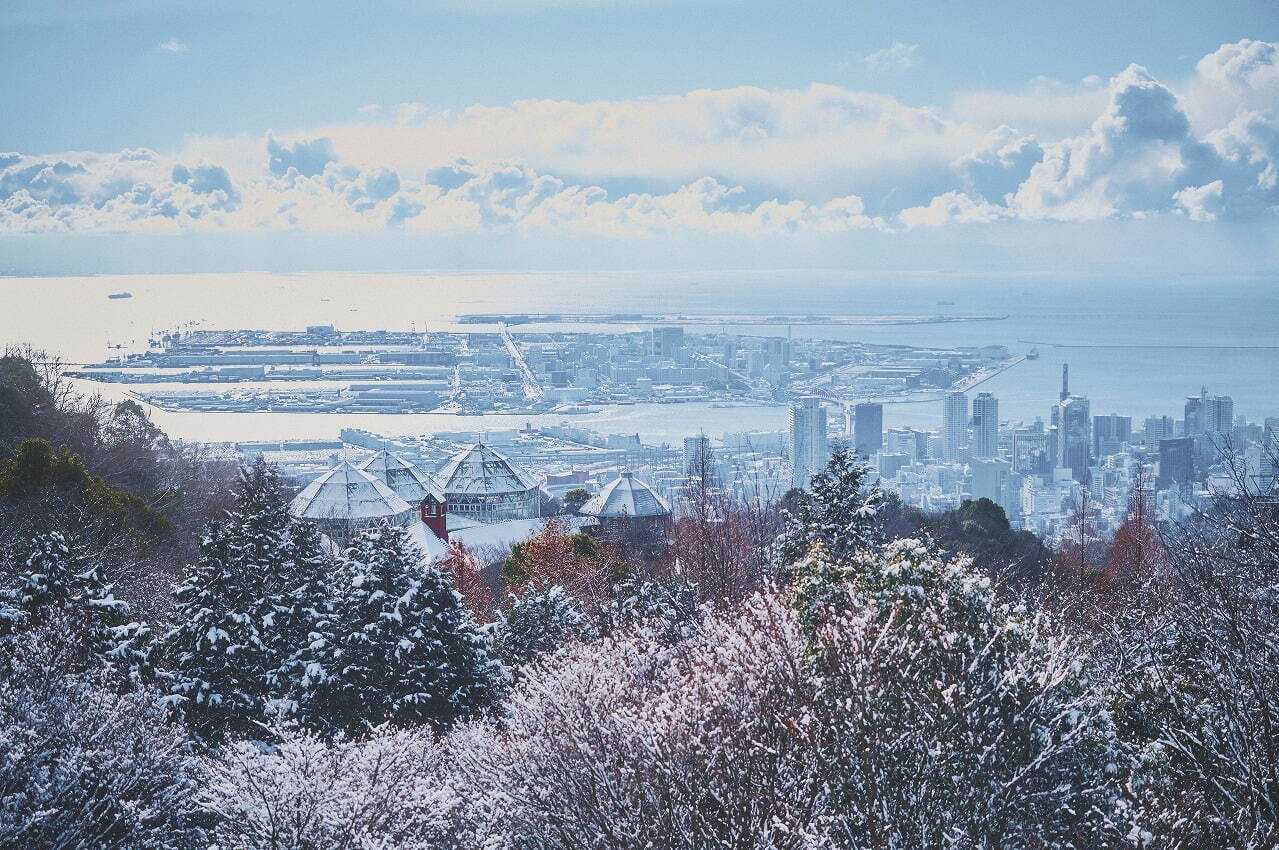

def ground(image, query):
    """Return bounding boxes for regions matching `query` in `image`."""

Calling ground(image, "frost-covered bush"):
[199,723,464,850]
[598,575,701,644]
[447,590,825,849]
[0,624,206,849]
[794,538,1127,849]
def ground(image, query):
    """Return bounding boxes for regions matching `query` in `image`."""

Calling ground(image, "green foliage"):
[561,488,590,514]
[494,585,592,669]
[0,438,171,540]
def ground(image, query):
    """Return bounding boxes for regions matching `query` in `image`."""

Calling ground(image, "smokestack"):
[1060,364,1069,401]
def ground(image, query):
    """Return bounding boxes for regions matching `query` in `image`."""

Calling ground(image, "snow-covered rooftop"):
[437,442,539,497]
[358,450,444,504]
[579,471,671,518]
[290,460,413,522]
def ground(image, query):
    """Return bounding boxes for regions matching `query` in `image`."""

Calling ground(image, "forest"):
[1,348,1276,849]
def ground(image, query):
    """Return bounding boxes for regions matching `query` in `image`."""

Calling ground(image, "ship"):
[107,291,133,300]
[1026,348,1040,359]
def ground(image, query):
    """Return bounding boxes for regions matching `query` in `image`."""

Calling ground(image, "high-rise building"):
[1261,417,1279,487]
[650,326,685,359]
[971,392,999,458]
[766,338,790,368]
[683,434,710,480]
[1054,394,1092,483]
[1184,392,1204,437]
[1093,413,1132,458]
[1205,394,1234,435]
[1158,438,1195,490]
[852,402,884,458]
[1012,425,1050,475]
[1144,415,1174,448]
[942,391,969,462]
[790,396,829,491]
[970,457,1015,519]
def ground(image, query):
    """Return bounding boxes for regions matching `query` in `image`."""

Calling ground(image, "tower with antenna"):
[1060,363,1070,401]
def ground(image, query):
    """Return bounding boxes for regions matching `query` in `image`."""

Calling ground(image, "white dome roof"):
[290,460,413,523]
[580,472,671,518]
[357,450,443,504]
[437,442,538,496]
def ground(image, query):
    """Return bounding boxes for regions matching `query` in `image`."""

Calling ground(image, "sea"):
[3,270,1276,446]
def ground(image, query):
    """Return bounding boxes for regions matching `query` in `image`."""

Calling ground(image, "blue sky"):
[2,1,1277,274]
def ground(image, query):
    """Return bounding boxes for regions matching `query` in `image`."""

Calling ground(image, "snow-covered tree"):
[0,530,157,685]
[0,621,206,849]
[164,460,330,739]
[493,585,592,669]
[772,448,882,573]
[446,590,823,849]
[199,722,461,850]
[299,522,504,735]
[599,575,700,644]
[793,537,1127,848]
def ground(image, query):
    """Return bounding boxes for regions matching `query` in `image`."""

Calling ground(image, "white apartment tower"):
[790,396,829,491]
[942,391,969,462]
[972,391,999,459]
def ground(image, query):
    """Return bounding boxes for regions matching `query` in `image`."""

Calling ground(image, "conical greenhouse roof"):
[358,450,444,503]
[437,442,538,496]
[290,460,413,522]
[580,472,671,518]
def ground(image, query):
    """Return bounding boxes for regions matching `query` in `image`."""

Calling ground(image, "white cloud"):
[157,39,188,53]
[4,40,1277,239]
[862,42,920,73]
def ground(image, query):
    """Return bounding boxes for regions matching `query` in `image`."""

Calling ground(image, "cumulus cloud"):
[862,42,920,73]
[3,40,1277,239]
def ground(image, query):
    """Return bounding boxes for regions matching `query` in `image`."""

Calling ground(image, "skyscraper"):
[1205,394,1234,435]
[852,402,884,458]
[1183,392,1204,436]
[789,396,829,491]
[1093,413,1132,458]
[1261,417,1279,488]
[971,392,999,458]
[1054,394,1091,483]
[942,391,969,462]
[1158,437,1195,490]
[1144,415,1174,448]
[650,326,685,359]
[683,433,710,481]
[1012,425,1050,475]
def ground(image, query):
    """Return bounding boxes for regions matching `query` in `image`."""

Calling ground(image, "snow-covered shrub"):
[598,575,701,644]
[0,623,206,849]
[493,584,592,670]
[199,723,464,850]
[794,537,1127,848]
[447,589,825,849]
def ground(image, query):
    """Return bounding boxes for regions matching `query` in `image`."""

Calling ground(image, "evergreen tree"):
[772,448,883,572]
[163,460,330,739]
[301,522,504,734]
[163,518,270,739]
[0,531,153,683]
[493,585,592,669]
[600,575,700,644]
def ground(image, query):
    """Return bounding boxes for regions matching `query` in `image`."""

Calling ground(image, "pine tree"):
[0,531,148,682]
[301,522,504,734]
[163,518,270,739]
[493,585,592,669]
[600,576,700,644]
[772,448,883,572]
[163,460,331,739]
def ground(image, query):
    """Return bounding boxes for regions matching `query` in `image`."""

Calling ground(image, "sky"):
[2,0,1278,275]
